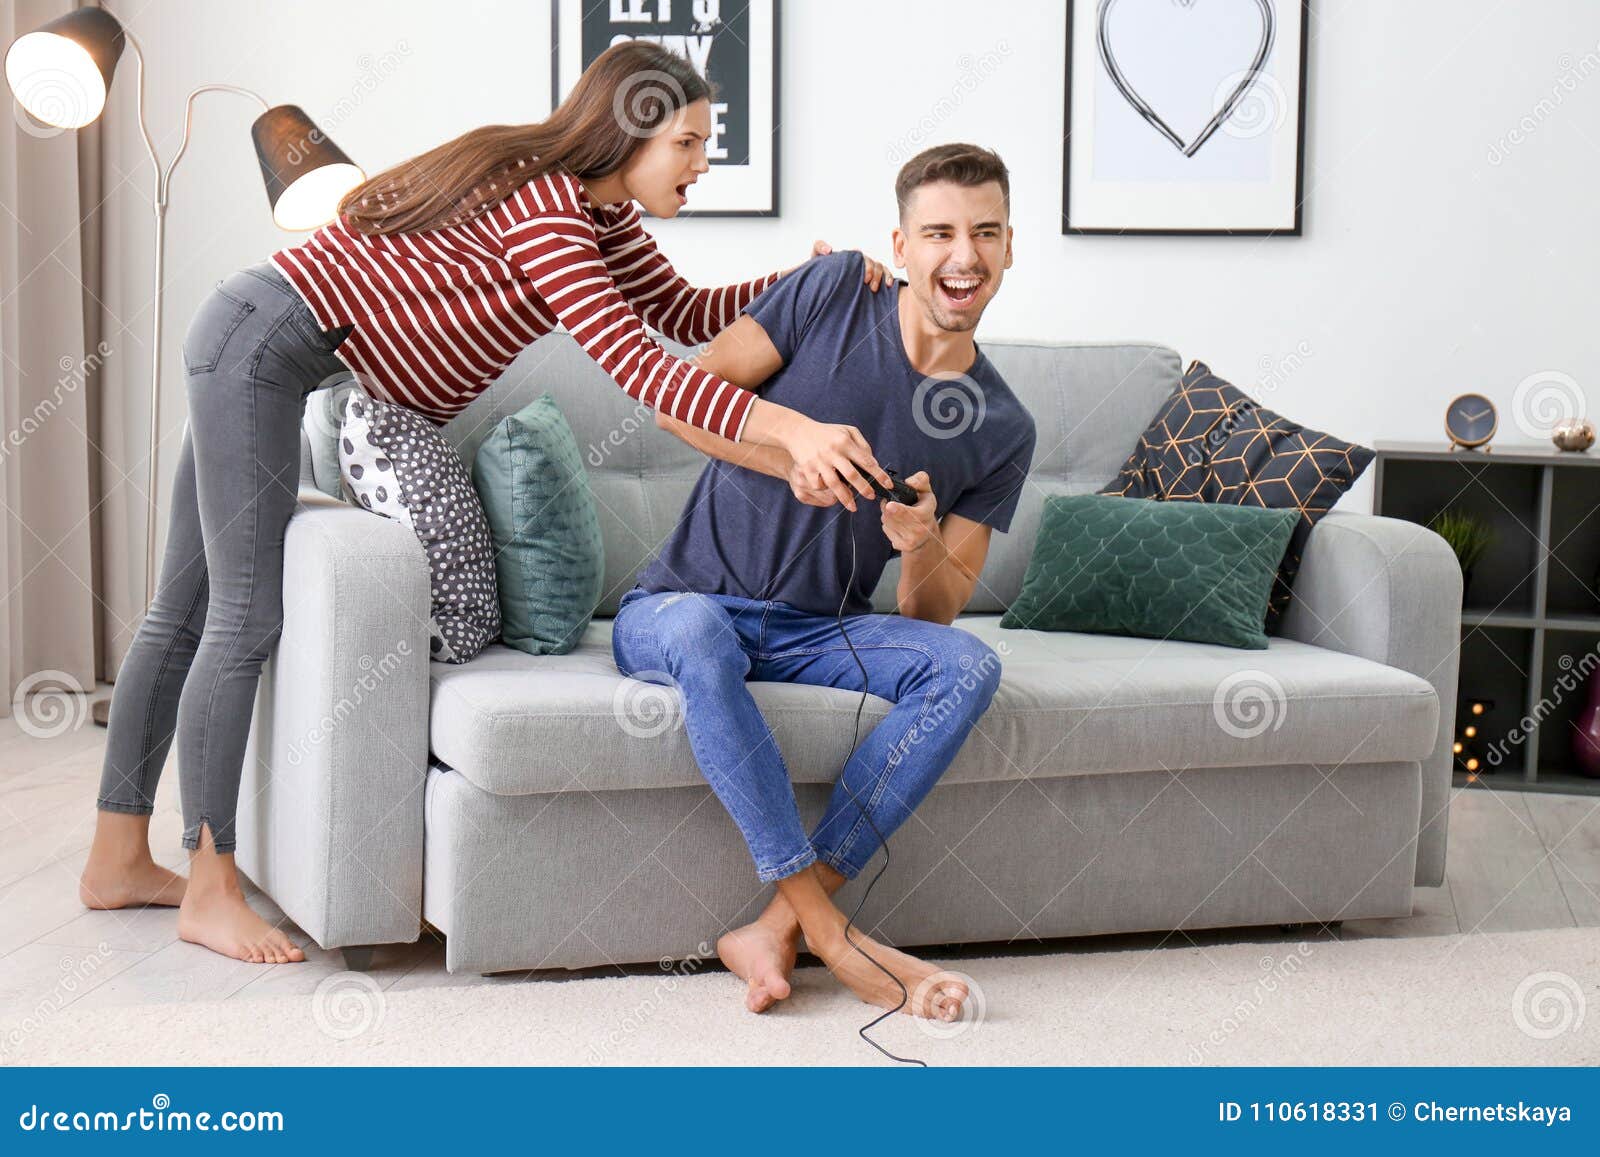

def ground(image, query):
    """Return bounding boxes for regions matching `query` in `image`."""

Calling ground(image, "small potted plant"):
[1429,508,1495,602]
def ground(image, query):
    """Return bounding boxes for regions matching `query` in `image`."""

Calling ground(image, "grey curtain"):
[0,0,110,716]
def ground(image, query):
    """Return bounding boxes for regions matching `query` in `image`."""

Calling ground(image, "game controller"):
[872,468,920,506]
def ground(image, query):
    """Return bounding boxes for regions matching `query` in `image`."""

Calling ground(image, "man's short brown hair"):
[894,144,1010,220]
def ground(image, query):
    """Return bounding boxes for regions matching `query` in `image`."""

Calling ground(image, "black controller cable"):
[833,523,929,1067]
[739,469,930,1066]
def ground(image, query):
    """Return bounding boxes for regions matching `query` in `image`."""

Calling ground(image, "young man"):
[613,144,1037,1020]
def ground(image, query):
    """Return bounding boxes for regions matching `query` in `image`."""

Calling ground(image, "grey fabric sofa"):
[239,335,1461,975]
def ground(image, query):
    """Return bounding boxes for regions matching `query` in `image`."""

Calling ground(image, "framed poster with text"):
[1063,0,1308,235]
[553,0,780,217]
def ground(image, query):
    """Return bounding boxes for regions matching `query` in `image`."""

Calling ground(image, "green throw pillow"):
[1000,494,1298,649]
[471,395,604,656]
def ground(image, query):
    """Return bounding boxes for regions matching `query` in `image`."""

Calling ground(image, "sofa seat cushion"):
[427,615,1440,797]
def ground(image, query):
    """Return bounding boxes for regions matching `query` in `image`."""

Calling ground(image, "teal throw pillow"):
[471,394,604,656]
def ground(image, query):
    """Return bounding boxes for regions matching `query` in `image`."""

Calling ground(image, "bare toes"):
[272,935,304,963]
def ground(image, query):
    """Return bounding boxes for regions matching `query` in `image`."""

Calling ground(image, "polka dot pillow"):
[338,393,500,663]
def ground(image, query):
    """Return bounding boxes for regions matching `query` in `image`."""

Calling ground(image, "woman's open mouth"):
[675,181,691,205]
[935,274,983,308]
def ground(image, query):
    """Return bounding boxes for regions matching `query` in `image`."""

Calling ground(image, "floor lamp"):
[4,6,365,725]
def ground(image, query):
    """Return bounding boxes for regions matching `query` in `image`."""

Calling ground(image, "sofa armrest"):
[237,496,432,948]
[1278,510,1462,887]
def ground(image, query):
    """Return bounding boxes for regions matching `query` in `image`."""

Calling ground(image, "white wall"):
[96,0,1600,652]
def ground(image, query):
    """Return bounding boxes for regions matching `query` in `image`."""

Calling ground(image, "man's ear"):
[1004,224,1014,270]
[891,226,907,269]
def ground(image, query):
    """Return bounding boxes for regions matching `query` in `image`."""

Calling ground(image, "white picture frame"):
[1063,0,1309,235]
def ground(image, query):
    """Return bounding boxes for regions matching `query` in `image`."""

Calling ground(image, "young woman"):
[81,41,895,964]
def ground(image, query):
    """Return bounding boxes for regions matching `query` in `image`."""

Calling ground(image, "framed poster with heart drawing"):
[1063,0,1309,235]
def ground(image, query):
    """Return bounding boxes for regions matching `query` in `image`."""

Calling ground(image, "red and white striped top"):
[270,165,781,437]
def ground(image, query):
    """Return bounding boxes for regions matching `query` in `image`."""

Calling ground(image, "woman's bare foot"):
[79,859,187,909]
[717,920,800,1012]
[81,810,187,909]
[177,886,304,964]
[177,825,304,964]
[812,927,967,1021]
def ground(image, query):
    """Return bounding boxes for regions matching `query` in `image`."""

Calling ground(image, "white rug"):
[11,928,1597,1066]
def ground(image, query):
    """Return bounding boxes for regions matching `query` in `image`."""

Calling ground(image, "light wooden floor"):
[2,707,1598,1024]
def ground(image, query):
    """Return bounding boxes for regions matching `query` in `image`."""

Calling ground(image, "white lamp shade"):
[5,30,109,129]
[271,161,366,230]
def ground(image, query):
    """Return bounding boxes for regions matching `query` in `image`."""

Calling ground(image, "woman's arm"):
[597,202,783,346]
[599,208,890,346]
[501,175,889,500]
[652,315,876,510]
[652,315,788,469]
[501,173,758,441]
[656,406,841,508]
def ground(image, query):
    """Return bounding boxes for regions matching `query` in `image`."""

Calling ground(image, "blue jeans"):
[610,587,1003,883]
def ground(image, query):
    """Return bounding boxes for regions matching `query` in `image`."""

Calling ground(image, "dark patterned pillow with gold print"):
[1098,360,1254,500]
[1097,360,1374,633]
[1196,393,1375,631]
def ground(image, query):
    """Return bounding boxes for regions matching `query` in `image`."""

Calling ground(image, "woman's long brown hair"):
[338,41,710,236]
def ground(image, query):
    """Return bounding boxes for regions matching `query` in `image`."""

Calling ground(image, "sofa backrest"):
[303,333,1183,617]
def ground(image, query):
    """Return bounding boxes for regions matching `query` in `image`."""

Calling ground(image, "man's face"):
[892,180,1013,333]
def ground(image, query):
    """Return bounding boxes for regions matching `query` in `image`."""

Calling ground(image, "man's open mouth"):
[935,274,983,307]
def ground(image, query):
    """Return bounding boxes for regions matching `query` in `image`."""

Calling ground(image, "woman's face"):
[619,98,713,217]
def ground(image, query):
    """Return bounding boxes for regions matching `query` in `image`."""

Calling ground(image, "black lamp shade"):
[251,104,364,230]
[4,6,126,129]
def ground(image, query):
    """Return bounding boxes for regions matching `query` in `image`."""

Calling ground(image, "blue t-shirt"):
[633,251,1037,617]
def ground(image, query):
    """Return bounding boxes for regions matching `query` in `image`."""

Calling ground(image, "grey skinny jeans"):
[97,261,353,853]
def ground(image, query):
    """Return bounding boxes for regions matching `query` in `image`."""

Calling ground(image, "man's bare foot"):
[177,887,304,964]
[717,920,800,1012]
[79,859,187,909]
[812,927,968,1021]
